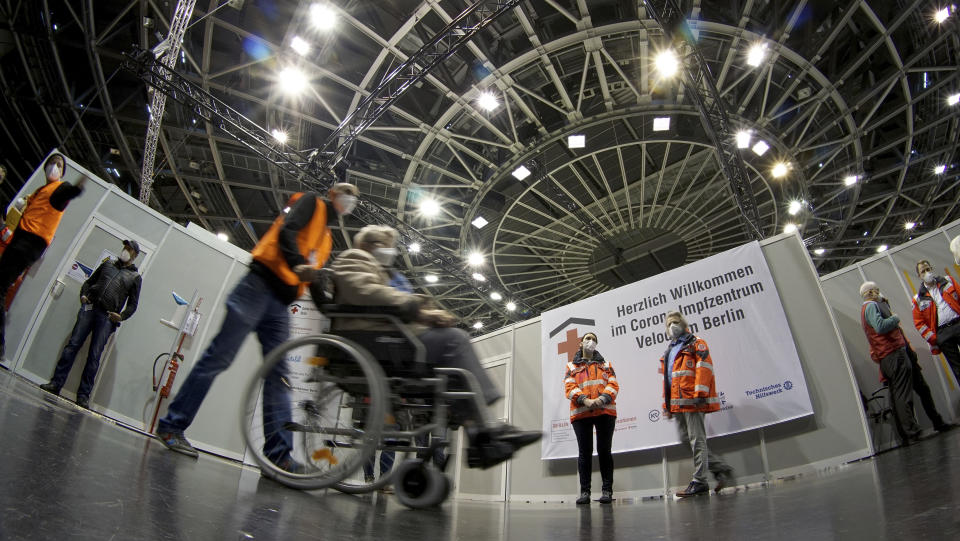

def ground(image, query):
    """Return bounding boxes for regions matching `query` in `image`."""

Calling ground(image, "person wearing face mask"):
[563,332,619,505]
[0,153,85,357]
[39,241,142,408]
[326,225,541,469]
[659,311,734,497]
[155,184,358,471]
[911,260,960,383]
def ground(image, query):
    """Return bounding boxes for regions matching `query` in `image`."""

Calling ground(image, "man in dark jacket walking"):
[40,240,142,408]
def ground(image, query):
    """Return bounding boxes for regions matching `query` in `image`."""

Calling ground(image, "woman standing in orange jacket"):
[563,332,619,505]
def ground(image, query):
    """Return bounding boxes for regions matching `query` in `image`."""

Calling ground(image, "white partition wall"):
[458,233,873,502]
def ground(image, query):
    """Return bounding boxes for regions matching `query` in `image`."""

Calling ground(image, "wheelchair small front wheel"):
[393,459,451,509]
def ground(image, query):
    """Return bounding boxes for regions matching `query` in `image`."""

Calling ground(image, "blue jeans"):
[49,305,117,398]
[157,272,293,463]
[363,449,395,479]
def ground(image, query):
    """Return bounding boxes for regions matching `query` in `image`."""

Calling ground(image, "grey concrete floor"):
[1,367,958,541]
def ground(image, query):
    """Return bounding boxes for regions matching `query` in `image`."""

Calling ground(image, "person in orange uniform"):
[911,259,960,383]
[564,332,619,505]
[156,183,359,473]
[0,154,85,356]
[659,311,734,497]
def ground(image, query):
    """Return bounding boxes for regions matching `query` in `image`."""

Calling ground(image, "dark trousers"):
[48,306,117,398]
[0,232,47,349]
[936,320,960,383]
[880,348,922,440]
[904,348,946,429]
[571,414,615,493]
[418,327,502,406]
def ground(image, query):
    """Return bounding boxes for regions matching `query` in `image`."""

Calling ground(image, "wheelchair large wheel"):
[241,334,388,490]
[393,459,451,509]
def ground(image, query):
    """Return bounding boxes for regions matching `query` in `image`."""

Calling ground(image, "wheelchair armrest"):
[319,304,411,319]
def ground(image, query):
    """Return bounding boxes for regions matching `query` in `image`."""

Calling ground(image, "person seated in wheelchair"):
[322,225,541,468]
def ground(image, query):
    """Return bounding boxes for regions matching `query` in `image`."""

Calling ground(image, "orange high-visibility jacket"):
[18,181,65,244]
[564,350,619,422]
[912,275,960,355]
[659,334,720,413]
[250,193,332,298]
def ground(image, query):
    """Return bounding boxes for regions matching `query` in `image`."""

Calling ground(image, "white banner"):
[541,241,813,460]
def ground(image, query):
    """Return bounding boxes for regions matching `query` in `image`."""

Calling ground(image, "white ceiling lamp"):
[477,91,499,112]
[771,162,789,178]
[424,274,438,283]
[506,301,517,311]
[490,291,502,301]
[512,165,531,181]
[467,252,484,266]
[654,49,679,78]
[471,272,486,282]
[420,198,440,217]
[736,130,752,149]
[652,117,671,131]
[271,129,288,144]
[844,174,860,186]
[904,221,916,230]
[934,164,947,174]
[787,200,802,215]
[934,7,951,23]
[310,3,336,30]
[783,223,798,234]
[217,232,229,241]
[290,36,311,56]
[472,321,484,329]
[471,216,489,229]
[746,43,768,67]
[567,135,586,149]
[278,67,308,95]
[948,93,960,106]
[813,248,825,256]
[282,206,291,213]
[751,140,770,156]
[408,242,421,254]
[877,244,888,253]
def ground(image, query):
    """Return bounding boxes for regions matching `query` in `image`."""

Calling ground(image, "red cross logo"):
[557,328,581,363]
[290,305,300,314]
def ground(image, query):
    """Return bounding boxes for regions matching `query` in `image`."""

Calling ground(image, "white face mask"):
[372,247,397,267]
[669,323,685,339]
[922,271,935,284]
[45,163,62,181]
[582,339,596,353]
[336,194,357,216]
[119,250,132,263]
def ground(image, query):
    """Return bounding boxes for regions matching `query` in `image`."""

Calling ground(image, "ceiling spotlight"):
[468,252,484,266]
[512,165,532,181]
[477,91,499,111]
[787,200,802,215]
[490,291,502,301]
[567,135,586,149]
[877,244,888,253]
[424,274,438,283]
[751,140,770,156]
[471,216,489,229]
[771,162,789,178]
[934,164,946,175]
[271,129,288,144]
[652,117,671,131]
[736,130,752,149]
[654,49,679,78]
[217,232,229,242]
[506,301,517,311]
[813,248,826,256]
[904,221,916,230]
[934,7,950,23]
[283,206,291,213]
[472,321,484,329]
[783,223,798,234]
[408,242,421,254]
[746,43,768,67]
[948,93,960,106]
[844,174,860,186]
[310,3,336,30]
[420,198,440,217]
[278,67,308,95]
[471,272,486,282]
[290,36,311,56]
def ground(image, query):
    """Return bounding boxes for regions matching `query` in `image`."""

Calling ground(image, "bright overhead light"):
[271,129,288,144]
[746,43,768,67]
[568,135,586,148]
[310,3,336,30]
[471,272,486,282]
[771,162,789,178]
[283,206,291,213]
[783,223,798,234]
[512,165,531,180]
[751,140,770,156]
[654,49,679,78]
[787,200,802,215]
[290,36,311,56]
[408,242,421,254]
[477,91,499,111]
[424,274,438,283]
[934,7,950,23]
[652,117,671,131]
[472,321,484,329]
[490,291,502,301]
[736,130,752,149]
[468,252,484,266]
[420,198,440,217]
[948,93,960,106]
[904,221,916,230]
[506,301,517,311]
[844,174,860,186]
[278,67,308,95]
[934,164,946,174]
[217,232,229,242]
[813,248,825,256]
[471,216,489,229]
[877,244,888,253]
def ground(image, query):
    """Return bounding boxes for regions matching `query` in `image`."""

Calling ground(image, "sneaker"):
[484,424,543,450]
[39,382,60,395]
[76,396,89,409]
[274,456,311,474]
[598,489,613,504]
[156,431,199,458]
[364,475,376,484]
[676,480,709,497]
[714,469,736,493]
[575,491,590,505]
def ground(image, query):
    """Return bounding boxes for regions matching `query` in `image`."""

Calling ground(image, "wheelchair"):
[240,296,496,509]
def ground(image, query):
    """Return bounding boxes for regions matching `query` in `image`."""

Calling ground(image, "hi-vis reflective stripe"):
[571,404,617,416]
[564,377,577,384]
[672,397,721,405]
[919,325,929,335]
[604,386,618,396]
[672,370,695,378]
[567,389,582,399]
[580,379,605,387]
[696,361,713,371]
[694,385,711,393]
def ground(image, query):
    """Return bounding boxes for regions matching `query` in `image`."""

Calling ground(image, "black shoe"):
[268,456,312,475]
[156,431,199,458]
[39,382,60,395]
[575,491,590,505]
[714,469,736,492]
[598,489,613,504]
[676,481,709,497]
[934,423,957,433]
[489,424,543,450]
[466,439,514,469]
[76,396,89,409]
